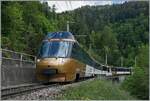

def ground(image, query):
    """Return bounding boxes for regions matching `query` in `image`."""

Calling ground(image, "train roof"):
[45,31,75,40]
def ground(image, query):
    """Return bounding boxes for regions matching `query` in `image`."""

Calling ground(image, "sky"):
[44,0,126,13]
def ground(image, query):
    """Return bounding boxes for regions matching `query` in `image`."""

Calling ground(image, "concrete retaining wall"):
[2,59,37,88]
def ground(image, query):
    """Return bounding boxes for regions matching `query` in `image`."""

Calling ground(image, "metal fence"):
[1,49,37,68]
[1,49,37,87]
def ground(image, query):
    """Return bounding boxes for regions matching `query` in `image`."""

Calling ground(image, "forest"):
[1,1,149,99]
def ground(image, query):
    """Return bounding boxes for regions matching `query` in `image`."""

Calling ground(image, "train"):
[36,31,131,82]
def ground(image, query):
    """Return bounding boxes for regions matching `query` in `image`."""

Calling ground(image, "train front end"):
[36,32,81,82]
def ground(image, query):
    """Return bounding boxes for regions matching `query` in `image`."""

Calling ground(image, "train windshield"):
[39,41,73,58]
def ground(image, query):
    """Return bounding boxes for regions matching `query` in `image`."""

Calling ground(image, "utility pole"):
[89,43,92,52]
[104,46,108,65]
[121,56,123,67]
[67,21,69,32]
[66,21,75,32]
[135,56,137,67]
[66,20,87,37]
[105,53,107,65]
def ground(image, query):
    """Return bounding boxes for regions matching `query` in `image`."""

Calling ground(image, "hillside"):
[2,1,148,66]
[59,1,148,66]
[1,1,149,99]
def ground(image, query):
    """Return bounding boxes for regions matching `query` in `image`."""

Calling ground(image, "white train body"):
[84,65,131,77]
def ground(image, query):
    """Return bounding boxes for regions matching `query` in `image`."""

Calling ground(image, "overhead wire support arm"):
[74,35,87,37]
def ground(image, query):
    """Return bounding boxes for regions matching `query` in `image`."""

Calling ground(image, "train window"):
[39,41,50,58]
[71,43,94,66]
[102,66,107,71]
[39,41,73,58]
[45,32,74,39]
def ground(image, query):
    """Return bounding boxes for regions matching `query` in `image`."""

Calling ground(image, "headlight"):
[37,59,40,62]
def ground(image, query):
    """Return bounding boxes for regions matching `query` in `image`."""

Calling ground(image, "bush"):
[122,45,149,100]
[58,79,135,100]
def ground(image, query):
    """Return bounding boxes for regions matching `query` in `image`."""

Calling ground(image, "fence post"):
[0,48,2,68]
[34,56,37,68]
[20,54,23,67]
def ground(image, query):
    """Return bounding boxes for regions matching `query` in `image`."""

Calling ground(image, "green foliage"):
[122,45,149,99]
[100,26,117,49]
[2,1,148,61]
[57,79,135,100]
[1,1,149,100]
[1,1,58,54]
[1,2,26,52]
[60,1,149,67]
[137,45,149,68]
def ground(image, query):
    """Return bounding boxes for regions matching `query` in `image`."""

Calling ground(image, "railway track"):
[1,78,94,100]
[1,83,57,100]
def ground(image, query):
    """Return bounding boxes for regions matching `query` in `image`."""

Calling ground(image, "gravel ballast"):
[7,79,94,100]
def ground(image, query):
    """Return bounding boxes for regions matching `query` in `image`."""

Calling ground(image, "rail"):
[1,78,93,100]
[1,83,57,100]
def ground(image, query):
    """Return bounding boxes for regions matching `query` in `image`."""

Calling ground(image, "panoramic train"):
[36,31,131,82]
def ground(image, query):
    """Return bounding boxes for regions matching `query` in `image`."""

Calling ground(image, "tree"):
[1,2,26,51]
[122,44,149,100]
[99,26,118,65]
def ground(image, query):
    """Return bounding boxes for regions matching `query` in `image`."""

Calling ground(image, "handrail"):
[1,49,36,57]
[1,49,37,67]
[2,57,35,63]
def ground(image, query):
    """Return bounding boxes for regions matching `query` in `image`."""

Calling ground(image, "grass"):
[57,79,136,100]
